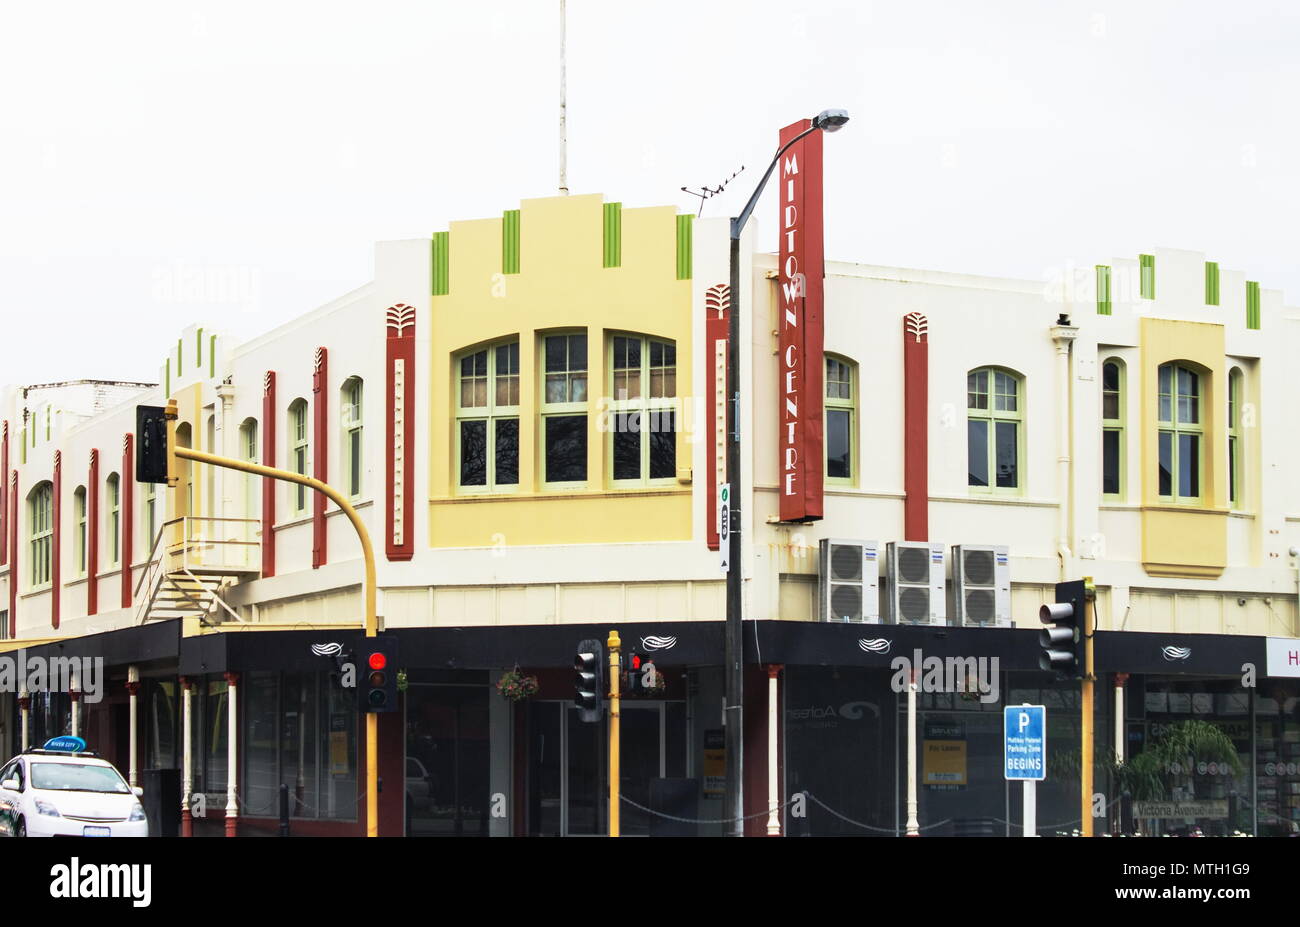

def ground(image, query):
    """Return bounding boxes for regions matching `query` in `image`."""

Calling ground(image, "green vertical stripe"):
[1139,254,1155,299]
[431,231,450,296]
[20,428,26,464]
[502,209,521,275]
[165,358,171,398]
[196,327,204,369]
[210,334,217,377]
[1095,265,1112,315]
[1204,262,1220,306]
[1246,281,1261,329]
[603,202,622,268]
[176,338,184,376]
[676,214,693,280]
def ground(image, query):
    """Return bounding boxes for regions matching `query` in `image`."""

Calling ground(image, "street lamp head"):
[813,108,850,132]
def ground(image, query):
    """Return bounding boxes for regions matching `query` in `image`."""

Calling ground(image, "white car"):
[0,747,149,837]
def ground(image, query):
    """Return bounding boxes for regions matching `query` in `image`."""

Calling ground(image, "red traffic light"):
[630,654,641,670]
[368,652,387,671]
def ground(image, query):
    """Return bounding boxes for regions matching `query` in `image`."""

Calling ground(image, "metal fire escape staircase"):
[134,517,261,625]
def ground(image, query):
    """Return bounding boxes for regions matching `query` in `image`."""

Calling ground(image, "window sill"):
[1144,503,1228,515]
[434,487,689,505]
[19,586,52,599]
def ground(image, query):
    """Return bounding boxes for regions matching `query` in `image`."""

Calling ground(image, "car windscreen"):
[30,762,132,794]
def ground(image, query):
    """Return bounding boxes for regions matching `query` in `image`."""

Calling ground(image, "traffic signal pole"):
[1081,577,1096,838]
[163,400,382,836]
[607,630,621,838]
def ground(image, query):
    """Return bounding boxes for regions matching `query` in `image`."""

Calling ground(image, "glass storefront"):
[405,682,490,836]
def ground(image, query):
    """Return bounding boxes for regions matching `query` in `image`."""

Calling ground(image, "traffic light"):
[574,638,604,723]
[136,405,171,484]
[1039,579,1088,677]
[358,635,399,712]
[624,650,644,694]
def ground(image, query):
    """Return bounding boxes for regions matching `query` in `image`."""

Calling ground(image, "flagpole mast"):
[559,0,568,195]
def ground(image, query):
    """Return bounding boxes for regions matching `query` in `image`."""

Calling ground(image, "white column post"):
[1050,321,1078,581]
[905,671,919,836]
[127,666,140,787]
[217,383,235,521]
[1023,780,1037,837]
[70,689,81,737]
[181,677,193,836]
[19,692,30,751]
[224,672,238,837]
[766,664,782,836]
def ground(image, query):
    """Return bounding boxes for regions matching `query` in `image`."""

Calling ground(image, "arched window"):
[73,486,87,577]
[1157,363,1202,502]
[457,340,521,491]
[825,354,856,483]
[967,367,1022,491]
[289,399,310,515]
[1101,359,1125,499]
[609,334,676,485]
[205,414,216,516]
[239,417,259,518]
[1228,367,1244,507]
[341,377,364,499]
[106,473,120,566]
[28,481,53,589]
[175,422,193,518]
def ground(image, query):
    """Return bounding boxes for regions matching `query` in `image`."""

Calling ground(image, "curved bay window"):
[967,367,1022,492]
[457,340,520,491]
[1101,359,1125,499]
[28,481,53,589]
[1157,363,1202,502]
[541,332,588,487]
[825,355,855,483]
[609,334,677,485]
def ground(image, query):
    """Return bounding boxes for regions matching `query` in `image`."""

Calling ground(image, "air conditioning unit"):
[817,539,880,623]
[952,544,1011,627]
[885,541,946,625]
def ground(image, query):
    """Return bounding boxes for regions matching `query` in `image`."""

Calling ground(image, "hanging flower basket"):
[497,667,539,702]
[397,669,409,693]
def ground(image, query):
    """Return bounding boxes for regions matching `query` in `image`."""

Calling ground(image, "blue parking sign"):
[1004,705,1046,781]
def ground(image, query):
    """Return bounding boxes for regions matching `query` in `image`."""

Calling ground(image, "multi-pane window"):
[541,333,588,485]
[29,482,52,588]
[609,335,677,484]
[825,356,855,482]
[73,487,87,576]
[341,378,364,499]
[143,481,158,554]
[1101,360,1124,499]
[457,341,520,490]
[1157,363,1202,501]
[106,473,120,566]
[1228,369,1243,507]
[289,400,309,515]
[967,368,1022,491]
[240,418,259,518]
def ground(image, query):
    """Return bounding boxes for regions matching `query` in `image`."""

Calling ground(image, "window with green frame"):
[106,473,120,566]
[608,334,677,485]
[28,481,52,588]
[456,340,520,491]
[142,480,157,555]
[240,418,259,518]
[73,486,87,576]
[541,332,587,486]
[1228,368,1243,507]
[1101,359,1125,499]
[289,399,310,515]
[967,367,1022,491]
[1157,363,1203,502]
[341,377,364,499]
[825,355,855,483]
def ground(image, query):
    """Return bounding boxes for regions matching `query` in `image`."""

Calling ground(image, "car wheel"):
[15,817,25,838]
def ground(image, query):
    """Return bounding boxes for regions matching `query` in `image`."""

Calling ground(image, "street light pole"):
[723,109,848,837]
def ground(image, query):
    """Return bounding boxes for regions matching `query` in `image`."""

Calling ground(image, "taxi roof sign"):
[41,735,88,754]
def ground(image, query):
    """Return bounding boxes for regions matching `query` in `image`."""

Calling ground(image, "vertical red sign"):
[777,119,825,522]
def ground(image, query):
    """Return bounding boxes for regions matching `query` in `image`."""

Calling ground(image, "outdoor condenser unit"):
[951,544,1012,627]
[817,538,880,623]
[885,540,946,625]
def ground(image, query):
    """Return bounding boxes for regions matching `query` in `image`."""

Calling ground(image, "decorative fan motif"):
[89,448,98,466]
[310,642,343,657]
[641,635,677,652]
[314,347,325,371]
[53,450,61,468]
[122,433,130,452]
[904,312,929,343]
[858,638,892,654]
[263,371,274,395]
[1162,646,1192,662]
[705,285,731,319]
[386,303,416,336]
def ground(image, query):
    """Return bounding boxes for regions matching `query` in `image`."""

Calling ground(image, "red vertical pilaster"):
[903,312,930,541]
[0,421,7,566]
[87,449,99,615]
[51,451,61,630]
[312,348,328,569]
[705,285,730,550]
[262,372,277,577]
[385,305,415,561]
[8,470,17,637]
[121,434,134,609]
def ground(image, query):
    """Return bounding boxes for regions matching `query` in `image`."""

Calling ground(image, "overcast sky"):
[1,0,1296,385]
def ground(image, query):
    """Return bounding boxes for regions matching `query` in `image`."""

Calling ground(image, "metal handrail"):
[132,515,260,624]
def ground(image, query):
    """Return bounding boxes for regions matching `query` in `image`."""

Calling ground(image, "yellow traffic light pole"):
[164,400,381,836]
[607,629,621,838]
[1081,576,1096,838]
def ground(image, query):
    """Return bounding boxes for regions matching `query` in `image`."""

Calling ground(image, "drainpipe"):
[1050,318,1079,580]
[126,666,140,787]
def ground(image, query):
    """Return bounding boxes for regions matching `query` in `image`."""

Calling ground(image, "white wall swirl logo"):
[1162,646,1192,662]
[311,642,343,657]
[641,636,677,652]
[858,638,891,654]
[839,701,879,720]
